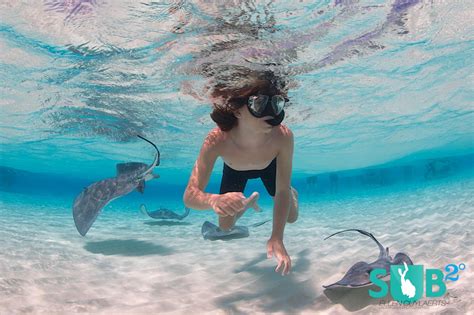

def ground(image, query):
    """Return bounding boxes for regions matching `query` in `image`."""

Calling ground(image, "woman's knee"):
[287,187,299,223]
[287,211,298,223]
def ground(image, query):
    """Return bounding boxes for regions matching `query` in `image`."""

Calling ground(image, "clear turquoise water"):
[0,1,473,313]
[1,1,473,180]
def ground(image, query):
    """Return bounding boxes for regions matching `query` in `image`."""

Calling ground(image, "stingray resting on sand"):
[201,220,270,241]
[72,135,160,236]
[201,192,269,240]
[323,229,413,289]
[140,204,191,220]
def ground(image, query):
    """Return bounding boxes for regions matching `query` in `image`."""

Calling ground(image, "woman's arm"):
[183,129,220,210]
[267,126,294,275]
[271,127,294,239]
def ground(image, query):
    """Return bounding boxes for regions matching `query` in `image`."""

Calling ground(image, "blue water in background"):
[1,0,473,208]
[1,2,473,313]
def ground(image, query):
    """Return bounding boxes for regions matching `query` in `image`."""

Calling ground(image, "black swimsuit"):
[219,158,277,197]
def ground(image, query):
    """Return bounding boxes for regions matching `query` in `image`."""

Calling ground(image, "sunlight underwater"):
[0,0,473,314]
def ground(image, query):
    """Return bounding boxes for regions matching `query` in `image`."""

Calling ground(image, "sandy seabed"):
[0,177,472,314]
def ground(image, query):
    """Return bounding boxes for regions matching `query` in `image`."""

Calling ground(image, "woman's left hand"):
[267,237,291,275]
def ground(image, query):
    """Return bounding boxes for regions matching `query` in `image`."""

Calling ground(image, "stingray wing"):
[392,252,413,265]
[116,162,148,177]
[323,261,374,289]
[136,180,145,194]
[201,221,249,241]
[72,178,120,236]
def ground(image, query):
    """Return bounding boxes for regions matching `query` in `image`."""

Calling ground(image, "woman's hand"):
[267,237,291,275]
[209,192,247,217]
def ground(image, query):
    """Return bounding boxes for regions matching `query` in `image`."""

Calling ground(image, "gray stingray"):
[140,204,191,220]
[201,220,270,241]
[73,135,160,236]
[323,229,413,289]
[201,191,265,240]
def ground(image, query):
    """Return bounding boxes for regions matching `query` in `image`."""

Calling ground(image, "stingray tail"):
[137,135,161,179]
[324,229,387,258]
[248,219,271,228]
[179,207,191,220]
[139,204,149,216]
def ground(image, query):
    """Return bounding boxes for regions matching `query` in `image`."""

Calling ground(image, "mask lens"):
[248,95,268,116]
[271,95,285,115]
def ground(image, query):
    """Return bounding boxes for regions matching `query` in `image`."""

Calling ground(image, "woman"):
[183,69,298,275]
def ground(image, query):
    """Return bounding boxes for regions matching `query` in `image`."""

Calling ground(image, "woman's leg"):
[260,159,298,223]
[287,186,299,223]
[219,207,246,230]
[272,186,299,223]
[218,165,248,230]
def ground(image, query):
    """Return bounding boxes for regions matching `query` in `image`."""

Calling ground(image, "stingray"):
[72,135,160,236]
[140,204,191,220]
[201,220,270,241]
[323,229,413,289]
[201,191,268,240]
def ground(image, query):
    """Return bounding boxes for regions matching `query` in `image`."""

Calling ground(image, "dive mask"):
[247,94,287,126]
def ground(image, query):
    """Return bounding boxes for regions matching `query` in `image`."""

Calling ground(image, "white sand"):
[0,177,472,314]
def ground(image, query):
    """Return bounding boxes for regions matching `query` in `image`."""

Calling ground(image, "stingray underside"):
[73,178,119,236]
[323,260,391,289]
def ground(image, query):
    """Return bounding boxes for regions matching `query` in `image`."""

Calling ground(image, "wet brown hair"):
[207,66,288,131]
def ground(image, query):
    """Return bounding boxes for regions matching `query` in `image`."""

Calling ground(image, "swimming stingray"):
[323,229,413,289]
[72,135,160,236]
[140,204,191,220]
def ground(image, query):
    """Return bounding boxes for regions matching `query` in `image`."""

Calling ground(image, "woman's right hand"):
[209,192,247,217]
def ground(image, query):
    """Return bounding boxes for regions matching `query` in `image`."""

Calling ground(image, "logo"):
[390,262,424,302]
[368,262,464,303]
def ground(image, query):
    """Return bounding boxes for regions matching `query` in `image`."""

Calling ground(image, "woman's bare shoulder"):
[202,127,227,152]
[274,124,294,142]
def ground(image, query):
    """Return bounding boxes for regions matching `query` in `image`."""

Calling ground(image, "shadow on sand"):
[84,239,175,256]
[213,249,318,314]
[322,280,393,312]
[214,249,394,313]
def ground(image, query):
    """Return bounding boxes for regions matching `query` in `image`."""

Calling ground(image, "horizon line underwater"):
[1,0,473,314]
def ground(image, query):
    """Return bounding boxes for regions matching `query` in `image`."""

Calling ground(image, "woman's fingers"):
[223,202,239,215]
[215,206,226,216]
[275,259,283,273]
[216,206,232,217]
[225,197,246,213]
[229,200,245,212]
[217,199,235,215]
[223,206,235,216]
[273,252,291,276]
[275,258,291,276]
[221,192,247,214]
[283,258,291,275]
[214,192,249,217]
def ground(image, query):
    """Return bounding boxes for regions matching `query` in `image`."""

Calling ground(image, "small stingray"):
[201,191,267,240]
[323,229,413,289]
[72,135,160,236]
[201,220,270,241]
[140,204,190,220]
